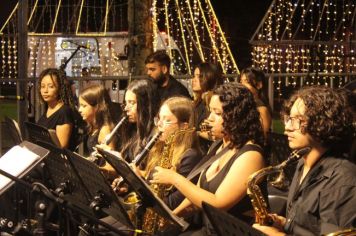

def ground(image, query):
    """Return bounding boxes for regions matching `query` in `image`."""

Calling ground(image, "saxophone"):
[141,128,195,234]
[247,147,311,225]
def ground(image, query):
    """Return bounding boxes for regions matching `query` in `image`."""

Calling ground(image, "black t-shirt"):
[37,104,76,150]
[158,75,191,103]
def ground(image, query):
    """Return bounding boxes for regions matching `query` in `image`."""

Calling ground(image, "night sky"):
[0,0,272,70]
[211,0,272,69]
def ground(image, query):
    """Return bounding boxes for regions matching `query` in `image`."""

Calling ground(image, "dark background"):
[210,0,272,69]
[0,1,272,71]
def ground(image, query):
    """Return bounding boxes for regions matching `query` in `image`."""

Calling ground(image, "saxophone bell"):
[270,147,311,190]
[247,147,311,225]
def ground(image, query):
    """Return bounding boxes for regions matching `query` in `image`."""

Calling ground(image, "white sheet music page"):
[0,145,40,190]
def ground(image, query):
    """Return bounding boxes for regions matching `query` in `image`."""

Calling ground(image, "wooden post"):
[17,0,28,130]
[128,0,153,76]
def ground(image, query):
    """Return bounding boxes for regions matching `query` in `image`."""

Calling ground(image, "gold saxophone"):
[324,228,356,236]
[141,128,195,234]
[247,147,311,225]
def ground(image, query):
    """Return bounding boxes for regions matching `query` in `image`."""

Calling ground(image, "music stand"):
[24,121,60,148]
[202,202,266,236]
[0,141,49,196]
[63,149,133,229]
[35,141,94,217]
[4,116,23,145]
[97,147,189,232]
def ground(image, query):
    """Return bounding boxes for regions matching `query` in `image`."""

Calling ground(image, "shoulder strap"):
[187,144,229,181]
[187,143,263,181]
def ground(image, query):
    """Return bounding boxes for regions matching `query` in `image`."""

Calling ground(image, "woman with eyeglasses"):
[132,97,202,209]
[151,83,266,235]
[239,67,272,139]
[253,86,356,236]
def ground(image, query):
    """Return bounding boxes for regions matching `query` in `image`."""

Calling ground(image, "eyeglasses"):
[283,115,306,130]
[154,117,178,127]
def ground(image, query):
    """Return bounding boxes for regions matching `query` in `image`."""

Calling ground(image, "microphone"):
[0,95,25,100]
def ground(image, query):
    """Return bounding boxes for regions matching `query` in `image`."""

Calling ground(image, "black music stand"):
[36,141,94,216]
[202,202,266,236]
[24,122,60,148]
[97,147,189,232]
[4,116,23,145]
[63,149,133,230]
[0,141,49,233]
[0,141,49,196]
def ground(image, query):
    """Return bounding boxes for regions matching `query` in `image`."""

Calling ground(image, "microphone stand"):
[60,45,84,71]
[0,168,129,236]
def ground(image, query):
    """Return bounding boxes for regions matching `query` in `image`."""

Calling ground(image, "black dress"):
[37,104,76,150]
[181,143,263,236]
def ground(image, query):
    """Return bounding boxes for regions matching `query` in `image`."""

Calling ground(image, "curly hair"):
[213,82,264,149]
[282,86,354,153]
[38,68,75,108]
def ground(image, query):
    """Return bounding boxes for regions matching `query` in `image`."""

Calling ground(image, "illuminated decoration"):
[152,0,239,74]
[251,0,355,96]
[0,0,238,81]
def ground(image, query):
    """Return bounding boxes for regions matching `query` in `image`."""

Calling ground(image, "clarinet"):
[89,116,127,165]
[132,131,163,166]
[103,115,127,145]
[113,131,162,191]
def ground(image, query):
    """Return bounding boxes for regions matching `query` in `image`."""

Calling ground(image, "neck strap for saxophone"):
[186,143,230,181]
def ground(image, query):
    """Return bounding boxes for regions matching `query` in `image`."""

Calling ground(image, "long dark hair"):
[240,67,270,109]
[79,84,115,133]
[120,79,160,160]
[193,62,223,106]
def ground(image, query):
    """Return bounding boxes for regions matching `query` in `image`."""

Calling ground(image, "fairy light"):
[152,0,158,51]
[251,0,355,93]
[1,37,6,78]
[175,0,191,74]
[196,0,224,73]
[185,0,204,61]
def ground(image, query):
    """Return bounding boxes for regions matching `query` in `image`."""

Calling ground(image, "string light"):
[251,0,355,95]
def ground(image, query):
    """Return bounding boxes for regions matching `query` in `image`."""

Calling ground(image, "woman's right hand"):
[111,177,128,195]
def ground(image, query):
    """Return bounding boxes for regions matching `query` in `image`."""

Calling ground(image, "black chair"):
[202,202,266,236]
[266,132,292,217]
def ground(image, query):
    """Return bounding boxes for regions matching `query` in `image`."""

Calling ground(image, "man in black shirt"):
[145,50,191,102]
[254,86,356,236]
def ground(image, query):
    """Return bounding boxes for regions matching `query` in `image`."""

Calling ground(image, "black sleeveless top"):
[86,131,99,154]
[199,143,264,232]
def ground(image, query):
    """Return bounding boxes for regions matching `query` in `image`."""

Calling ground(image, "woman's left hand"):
[150,166,176,185]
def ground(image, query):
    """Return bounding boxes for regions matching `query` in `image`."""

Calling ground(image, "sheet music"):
[0,145,40,191]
